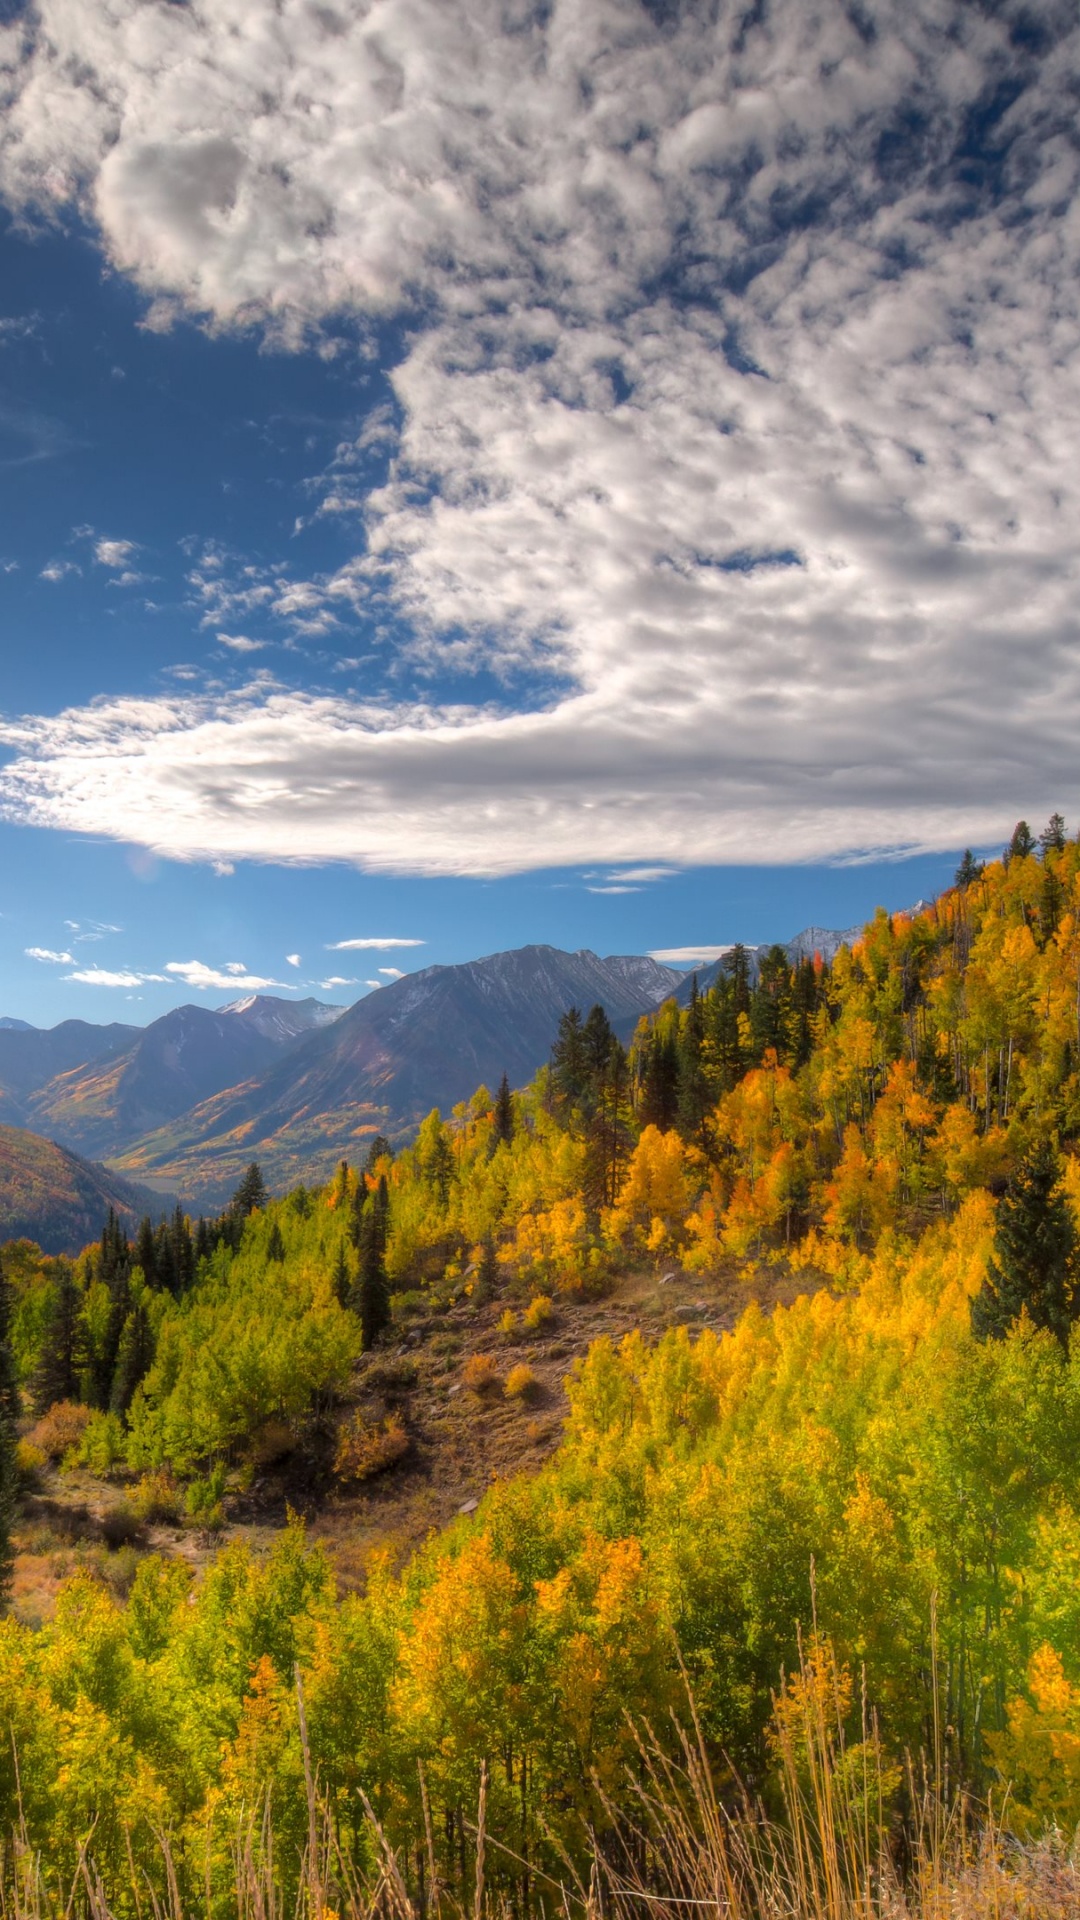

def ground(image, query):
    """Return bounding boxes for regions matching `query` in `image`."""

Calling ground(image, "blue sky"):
[0,0,1076,1027]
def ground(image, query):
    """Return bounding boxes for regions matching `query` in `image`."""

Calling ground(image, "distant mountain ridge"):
[26,994,346,1161]
[112,946,682,1205]
[5,920,885,1210]
[0,1018,140,1126]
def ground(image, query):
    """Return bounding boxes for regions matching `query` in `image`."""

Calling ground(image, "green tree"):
[109,1297,155,1417]
[363,1135,392,1175]
[955,848,984,888]
[0,1252,19,1606]
[493,1073,515,1146]
[551,1006,589,1111]
[474,1234,499,1305]
[356,1174,391,1350]
[32,1263,83,1413]
[971,1140,1080,1352]
[331,1239,351,1307]
[1040,812,1067,857]
[231,1163,268,1216]
[266,1221,286,1263]
[639,1029,679,1132]
[1005,820,1036,864]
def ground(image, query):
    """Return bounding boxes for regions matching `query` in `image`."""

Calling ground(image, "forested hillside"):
[0,1126,173,1254]
[4,821,1080,1907]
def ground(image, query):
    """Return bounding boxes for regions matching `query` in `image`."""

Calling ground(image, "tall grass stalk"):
[2,1646,1077,1920]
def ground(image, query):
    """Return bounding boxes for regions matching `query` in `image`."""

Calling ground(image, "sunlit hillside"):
[3,823,1080,1911]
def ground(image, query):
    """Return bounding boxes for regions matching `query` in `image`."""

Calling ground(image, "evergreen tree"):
[751,945,793,1059]
[231,1162,268,1216]
[583,1040,633,1217]
[331,1239,351,1308]
[1005,820,1036,865]
[954,848,984,888]
[971,1139,1080,1352]
[550,1007,590,1111]
[32,1264,82,1413]
[169,1206,195,1293]
[154,1220,178,1296]
[94,1210,132,1410]
[135,1215,158,1288]
[493,1073,515,1147]
[363,1135,392,1175]
[1040,812,1067,857]
[357,1174,391,1349]
[677,980,712,1148]
[266,1220,286,1263]
[109,1298,154,1417]
[0,1253,19,1606]
[639,1029,679,1132]
[474,1234,500,1304]
[194,1216,213,1265]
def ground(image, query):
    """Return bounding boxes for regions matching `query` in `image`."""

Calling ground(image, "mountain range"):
[1,920,867,1219]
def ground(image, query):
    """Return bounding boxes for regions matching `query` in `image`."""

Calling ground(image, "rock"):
[458,1498,479,1514]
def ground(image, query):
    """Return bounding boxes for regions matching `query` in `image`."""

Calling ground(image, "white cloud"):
[317,975,356,989]
[93,538,137,568]
[218,633,266,653]
[25,946,73,964]
[606,868,678,885]
[326,935,426,950]
[165,959,289,992]
[2,5,1080,865]
[39,560,78,583]
[378,966,405,978]
[285,952,301,967]
[649,945,732,966]
[587,885,641,896]
[64,966,166,987]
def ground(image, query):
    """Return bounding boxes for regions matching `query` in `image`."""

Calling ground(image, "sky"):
[0,0,1077,1027]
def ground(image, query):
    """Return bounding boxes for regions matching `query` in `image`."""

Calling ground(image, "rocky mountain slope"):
[112,946,681,1206]
[0,1124,176,1256]
[24,995,344,1161]
[0,1018,140,1127]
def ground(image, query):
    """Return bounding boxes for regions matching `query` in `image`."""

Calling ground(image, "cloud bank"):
[1,0,1079,869]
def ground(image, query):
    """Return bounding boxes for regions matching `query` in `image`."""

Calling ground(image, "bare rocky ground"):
[11,1257,819,1622]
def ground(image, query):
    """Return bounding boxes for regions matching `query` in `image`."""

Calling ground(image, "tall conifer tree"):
[971,1140,1080,1352]
[0,1253,19,1606]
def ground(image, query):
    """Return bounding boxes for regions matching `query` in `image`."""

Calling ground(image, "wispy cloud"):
[285,953,301,967]
[165,960,289,992]
[25,946,73,964]
[64,966,166,987]
[39,560,78,583]
[649,946,731,966]
[317,975,356,990]
[378,966,405,979]
[217,634,266,653]
[326,936,426,951]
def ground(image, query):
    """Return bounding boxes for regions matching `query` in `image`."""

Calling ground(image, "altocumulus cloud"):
[1,1,1080,868]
